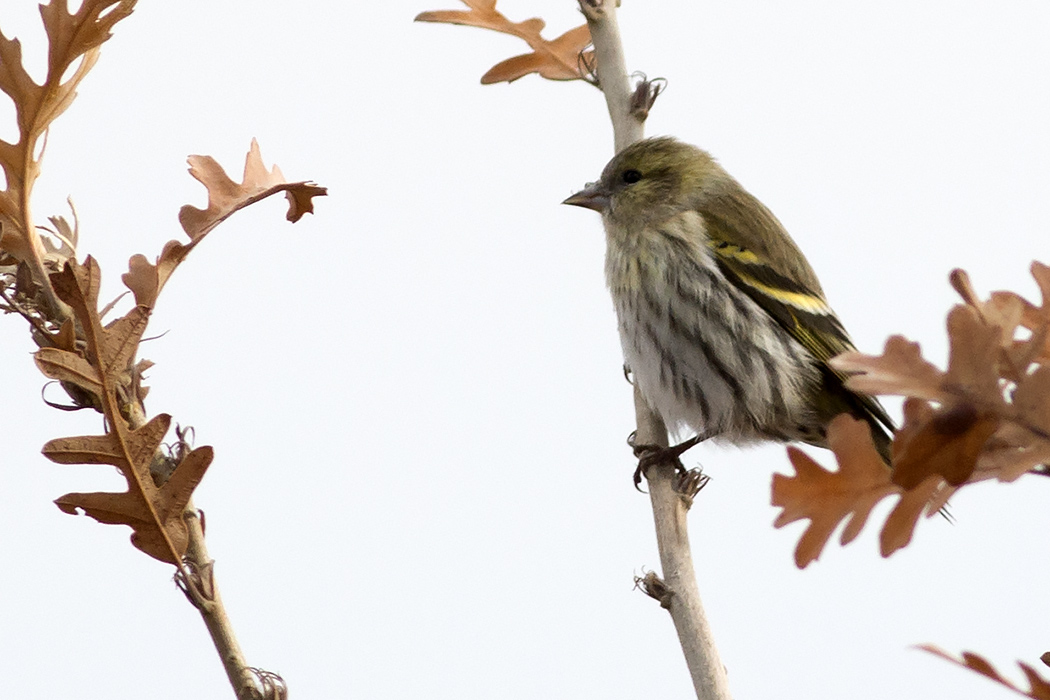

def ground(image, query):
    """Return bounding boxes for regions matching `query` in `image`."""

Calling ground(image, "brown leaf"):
[417,0,517,32]
[40,206,79,266]
[45,259,150,387]
[50,251,101,317]
[55,491,151,528]
[944,305,1004,407]
[833,335,948,402]
[772,416,899,568]
[984,292,1027,347]
[835,305,1006,413]
[0,0,135,279]
[1013,366,1050,438]
[43,432,124,465]
[125,141,324,311]
[482,25,594,83]
[978,368,1050,482]
[1016,262,1050,366]
[121,239,190,309]
[178,138,326,241]
[417,1,593,84]
[962,263,1050,372]
[54,490,179,563]
[34,347,102,396]
[949,268,981,308]
[892,397,1000,488]
[879,476,943,556]
[784,262,1050,565]
[920,646,1050,699]
[1030,262,1050,319]
[154,446,212,524]
[45,414,191,563]
[121,253,161,309]
[44,413,168,472]
[48,416,209,563]
[1007,324,1049,377]
[976,435,1050,483]
[38,257,214,564]
[51,318,76,351]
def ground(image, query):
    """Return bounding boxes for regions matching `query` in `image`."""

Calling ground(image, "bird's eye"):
[622,169,642,184]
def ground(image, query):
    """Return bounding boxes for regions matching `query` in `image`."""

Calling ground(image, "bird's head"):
[563,137,721,227]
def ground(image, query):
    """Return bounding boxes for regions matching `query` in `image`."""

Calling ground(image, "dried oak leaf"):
[920,646,1050,700]
[772,415,942,567]
[891,398,999,489]
[784,263,1050,564]
[833,335,948,403]
[773,415,948,567]
[179,138,326,240]
[123,139,326,308]
[121,240,190,310]
[834,305,1005,489]
[1010,262,1050,368]
[45,415,212,563]
[943,304,1005,403]
[977,367,1050,482]
[1025,262,1050,332]
[416,0,593,84]
[953,264,1050,376]
[0,0,135,271]
[35,258,211,564]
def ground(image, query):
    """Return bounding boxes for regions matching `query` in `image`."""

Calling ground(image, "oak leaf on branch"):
[771,415,946,568]
[416,0,594,84]
[777,263,1050,565]
[832,302,1020,491]
[122,139,327,308]
[919,646,1050,700]
[45,415,212,563]
[0,0,135,294]
[35,258,211,563]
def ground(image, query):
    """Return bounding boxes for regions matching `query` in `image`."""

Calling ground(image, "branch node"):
[674,468,710,509]
[175,556,216,609]
[239,667,288,700]
[629,73,666,122]
[634,570,675,609]
[176,509,216,609]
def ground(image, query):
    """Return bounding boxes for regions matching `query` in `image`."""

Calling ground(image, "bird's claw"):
[628,433,704,491]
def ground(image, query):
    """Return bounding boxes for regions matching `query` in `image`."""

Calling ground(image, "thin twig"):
[124,362,279,699]
[182,509,285,700]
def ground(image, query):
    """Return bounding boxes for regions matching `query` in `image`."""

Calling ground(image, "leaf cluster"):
[0,0,326,564]
[773,263,1050,567]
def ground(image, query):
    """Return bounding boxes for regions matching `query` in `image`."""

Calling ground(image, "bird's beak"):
[562,183,609,213]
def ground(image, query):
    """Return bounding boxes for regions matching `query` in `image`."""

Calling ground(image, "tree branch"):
[579,2,732,698]
[577,0,640,151]
[124,400,284,699]
[180,510,287,700]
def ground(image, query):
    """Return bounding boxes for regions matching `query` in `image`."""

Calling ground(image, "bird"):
[563,136,893,476]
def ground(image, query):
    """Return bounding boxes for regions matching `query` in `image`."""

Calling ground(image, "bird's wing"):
[704,234,895,433]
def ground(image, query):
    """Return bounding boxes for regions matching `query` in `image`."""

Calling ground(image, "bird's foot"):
[627,432,705,491]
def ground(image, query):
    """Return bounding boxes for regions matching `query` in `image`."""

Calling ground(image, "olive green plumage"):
[565,136,893,459]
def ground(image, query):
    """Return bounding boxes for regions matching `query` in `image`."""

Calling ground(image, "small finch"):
[564,136,893,463]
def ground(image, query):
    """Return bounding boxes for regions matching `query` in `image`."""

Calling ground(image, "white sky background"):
[0,0,1048,698]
